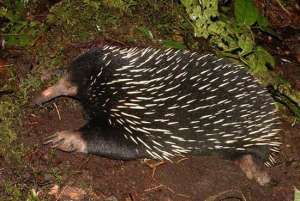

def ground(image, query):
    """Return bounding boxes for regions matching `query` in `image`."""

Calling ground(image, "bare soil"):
[1,1,299,200]
[18,98,300,201]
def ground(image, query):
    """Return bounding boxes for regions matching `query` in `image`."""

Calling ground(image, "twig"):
[166,186,175,194]
[274,0,291,15]
[53,103,61,120]
[176,157,188,164]
[55,184,69,201]
[144,184,164,192]
[144,184,175,194]
[205,189,247,201]
[27,121,38,125]
[30,113,37,117]
[129,192,136,201]
[177,193,191,199]
[144,183,192,198]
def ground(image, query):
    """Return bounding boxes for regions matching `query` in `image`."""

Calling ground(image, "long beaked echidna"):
[33,45,281,185]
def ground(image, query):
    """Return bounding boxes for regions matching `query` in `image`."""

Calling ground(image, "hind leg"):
[235,154,271,186]
[44,123,146,160]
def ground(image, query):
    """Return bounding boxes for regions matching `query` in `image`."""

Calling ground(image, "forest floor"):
[14,99,300,201]
[0,0,300,200]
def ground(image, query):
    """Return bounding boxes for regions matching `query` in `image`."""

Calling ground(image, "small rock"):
[48,185,86,201]
[48,184,59,196]
[104,195,119,201]
[44,173,53,182]
[61,186,86,200]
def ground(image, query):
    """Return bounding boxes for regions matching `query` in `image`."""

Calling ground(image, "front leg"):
[44,130,88,153]
[44,123,146,160]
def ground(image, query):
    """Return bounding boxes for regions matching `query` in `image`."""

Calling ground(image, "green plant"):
[3,182,22,201]
[136,26,154,40]
[136,26,186,49]
[26,189,40,201]
[0,71,42,158]
[181,0,273,76]
[295,187,300,201]
[160,39,186,49]
[181,0,300,120]
[0,0,42,47]
[103,0,138,12]
[1,182,41,201]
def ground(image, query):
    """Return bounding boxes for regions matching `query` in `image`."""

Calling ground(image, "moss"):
[2,182,22,201]
[1,182,41,201]
[0,73,42,161]
[46,0,124,42]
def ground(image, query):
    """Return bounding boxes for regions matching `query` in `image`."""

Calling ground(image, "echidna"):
[34,45,281,185]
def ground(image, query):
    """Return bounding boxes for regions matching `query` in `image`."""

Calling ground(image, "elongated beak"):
[32,77,78,105]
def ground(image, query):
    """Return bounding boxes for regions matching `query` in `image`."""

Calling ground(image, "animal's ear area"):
[32,77,78,105]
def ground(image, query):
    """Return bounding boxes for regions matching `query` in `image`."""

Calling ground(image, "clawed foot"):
[236,154,271,186]
[44,130,88,153]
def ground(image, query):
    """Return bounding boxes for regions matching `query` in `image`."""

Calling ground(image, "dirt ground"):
[1,1,300,201]
[16,98,299,201]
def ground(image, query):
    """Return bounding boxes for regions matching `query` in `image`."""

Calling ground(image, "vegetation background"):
[0,0,299,200]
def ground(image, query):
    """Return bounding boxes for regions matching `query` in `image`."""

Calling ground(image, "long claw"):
[43,130,88,153]
[68,143,76,152]
[51,138,65,148]
[43,134,59,144]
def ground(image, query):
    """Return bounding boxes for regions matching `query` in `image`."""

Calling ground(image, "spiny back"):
[71,45,281,164]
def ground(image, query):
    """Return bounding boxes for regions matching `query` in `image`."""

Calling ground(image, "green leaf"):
[161,40,186,49]
[295,188,300,201]
[245,46,274,74]
[234,0,258,26]
[238,35,254,56]
[256,46,275,67]
[180,0,193,7]
[257,14,268,28]
[136,26,154,40]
